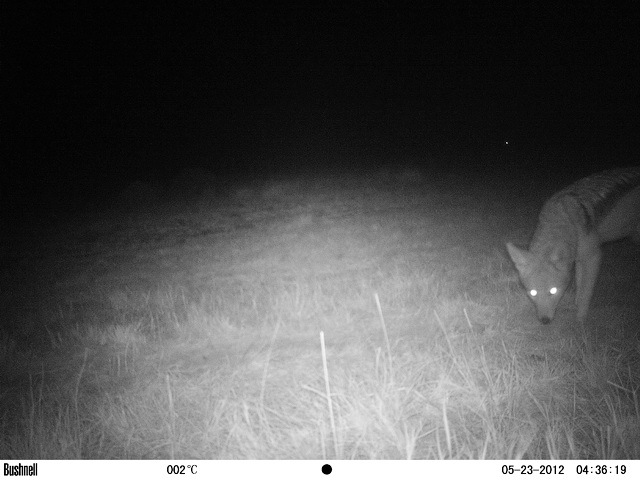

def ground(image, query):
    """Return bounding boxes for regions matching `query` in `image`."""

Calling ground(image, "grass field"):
[1,166,639,459]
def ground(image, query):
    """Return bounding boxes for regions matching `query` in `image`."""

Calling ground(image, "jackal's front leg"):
[574,248,602,321]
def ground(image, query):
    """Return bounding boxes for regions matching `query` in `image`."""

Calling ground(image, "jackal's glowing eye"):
[549,287,558,295]
[529,289,537,297]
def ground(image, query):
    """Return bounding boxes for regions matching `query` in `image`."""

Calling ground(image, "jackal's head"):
[506,242,572,324]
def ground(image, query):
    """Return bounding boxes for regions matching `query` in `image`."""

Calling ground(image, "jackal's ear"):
[506,242,532,273]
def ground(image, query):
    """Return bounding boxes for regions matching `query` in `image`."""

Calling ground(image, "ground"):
[1,166,639,459]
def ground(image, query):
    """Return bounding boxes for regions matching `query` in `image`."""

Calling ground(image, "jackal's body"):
[507,167,640,324]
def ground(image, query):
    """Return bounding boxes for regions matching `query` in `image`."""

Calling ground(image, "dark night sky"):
[2,3,639,219]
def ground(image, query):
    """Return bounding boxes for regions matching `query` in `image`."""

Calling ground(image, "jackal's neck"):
[529,200,578,261]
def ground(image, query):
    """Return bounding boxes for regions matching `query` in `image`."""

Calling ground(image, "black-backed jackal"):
[507,167,640,324]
